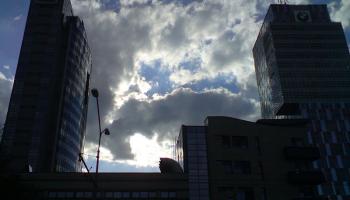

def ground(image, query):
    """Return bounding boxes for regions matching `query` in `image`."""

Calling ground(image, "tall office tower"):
[0,0,91,172]
[253,4,350,199]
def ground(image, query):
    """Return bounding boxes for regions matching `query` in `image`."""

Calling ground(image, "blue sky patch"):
[179,57,202,73]
[139,61,174,96]
[0,0,29,77]
[140,59,239,96]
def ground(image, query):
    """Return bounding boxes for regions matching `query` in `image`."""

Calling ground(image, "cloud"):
[2,0,347,171]
[13,14,22,21]
[0,0,342,171]
[0,73,13,127]
[3,65,10,70]
[101,88,259,159]
[69,0,265,167]
[84,155,159,172]
[329,0,350,29]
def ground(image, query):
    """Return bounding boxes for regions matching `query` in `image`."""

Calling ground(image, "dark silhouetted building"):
[0,116,321,200]
[0,172,188,199]
[0,0,91,172]
[176,116,323,200]
[253,4,350,118]
[254,4,350,199]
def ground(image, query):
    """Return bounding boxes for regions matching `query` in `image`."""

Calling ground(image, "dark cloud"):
[104,88,259,159]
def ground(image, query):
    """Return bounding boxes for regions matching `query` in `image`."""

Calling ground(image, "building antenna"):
[173,136,176,160]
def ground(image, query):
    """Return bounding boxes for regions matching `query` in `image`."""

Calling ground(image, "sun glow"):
[83,133,173,169]
[129,133,173,167]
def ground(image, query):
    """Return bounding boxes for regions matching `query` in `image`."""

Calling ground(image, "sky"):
[0,0,349,172]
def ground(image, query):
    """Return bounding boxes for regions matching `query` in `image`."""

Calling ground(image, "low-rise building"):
[0,172,188,199]
[176,116,325,200]
[0,116,324,200]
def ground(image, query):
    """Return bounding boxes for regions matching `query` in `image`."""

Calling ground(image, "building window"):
[219,187,255,200]
[140,192,148,198]
[169,192,176,198]
[221,135,231,148]
[260,187,268,200]
[76,192,83,198]
[255,136,262,154]
[114,192,122,198]
[221,160,233,174]
[84,192,92,198]
[219,135,248,148]
[105,192,113,198]
[218,160,251,175]
[317,185,324,196]
[258,161,264,180]
[149,192,157,198]
[232,136,248,148]
[344,182,350,195]
[233,161,251,174]
[122,192,130,198]
[299,186,315,197]
[130,192,140,198]
[48,192,56,198]
[160,191,169,198]
[239,187,254,200]
[290,137,304,146]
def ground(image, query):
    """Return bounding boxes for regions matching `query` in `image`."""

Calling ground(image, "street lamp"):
[91,88,110,173]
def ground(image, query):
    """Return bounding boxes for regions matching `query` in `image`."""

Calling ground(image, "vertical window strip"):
[331,131,337,143]
[336,156,344,168]
[317,184,323,196]
[307,131,313,144]
[325,144,332,156]
[331,168,338,182]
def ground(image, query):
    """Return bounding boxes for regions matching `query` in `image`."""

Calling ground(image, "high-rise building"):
[0,0,91,172]
[253,4,350,199]
[176,116,323,200]
[253,4,350,118]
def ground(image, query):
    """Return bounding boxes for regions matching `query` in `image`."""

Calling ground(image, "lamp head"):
[103,128,110,135]
[91,88,99,98]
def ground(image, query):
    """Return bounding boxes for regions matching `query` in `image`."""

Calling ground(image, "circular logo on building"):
[294,10,312,22]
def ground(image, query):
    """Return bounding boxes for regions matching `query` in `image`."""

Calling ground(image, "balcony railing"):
[287,170,325,185]
[284,146,320,160]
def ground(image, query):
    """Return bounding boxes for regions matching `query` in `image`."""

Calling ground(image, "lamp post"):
[91,88,110,173]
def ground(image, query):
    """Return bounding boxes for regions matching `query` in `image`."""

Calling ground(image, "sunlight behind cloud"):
[83,133,173,169]
[83,141,115,161]
[129,133,173,167]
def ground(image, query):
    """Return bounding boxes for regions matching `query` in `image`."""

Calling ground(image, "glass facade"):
[55,16,91,172]
[176,126,209,200]
[253,4,350,118]
[300,103,350,199]
[0,0,91,172]
[254,4,350,200]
